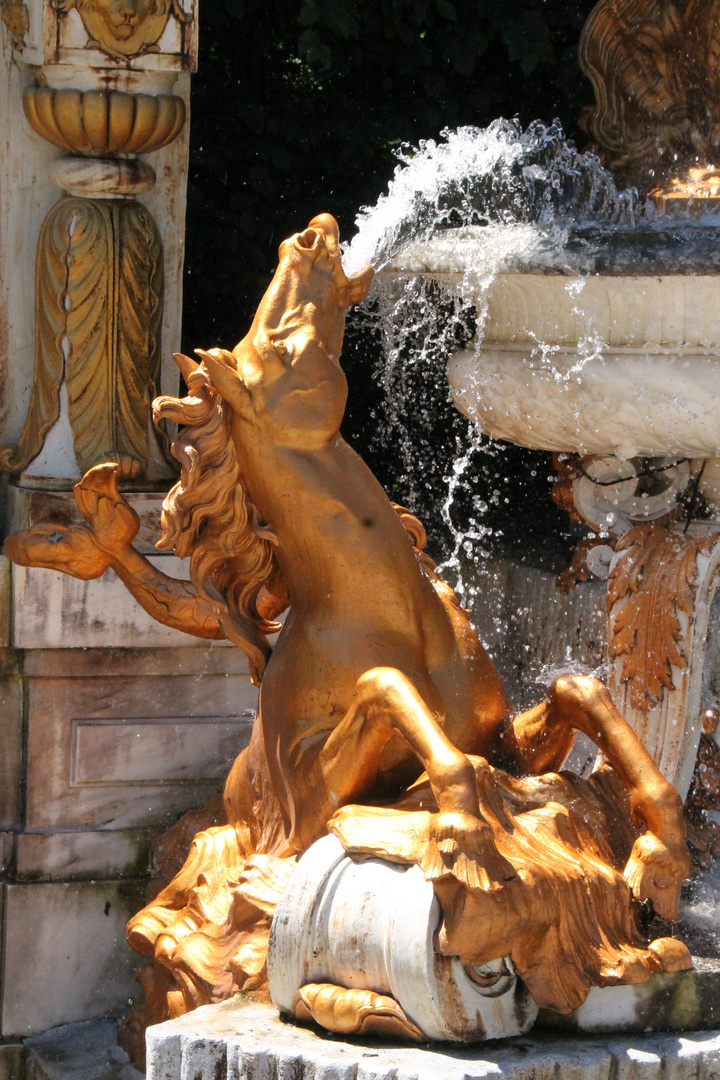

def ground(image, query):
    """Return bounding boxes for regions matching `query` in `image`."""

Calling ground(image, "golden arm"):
[4,463,225,640]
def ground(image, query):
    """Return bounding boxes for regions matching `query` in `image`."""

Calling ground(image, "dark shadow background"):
[181,0,600,567]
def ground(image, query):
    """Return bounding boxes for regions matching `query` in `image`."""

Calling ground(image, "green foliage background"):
[182,0,600,562]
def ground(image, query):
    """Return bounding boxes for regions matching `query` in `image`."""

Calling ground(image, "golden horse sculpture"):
[5,214,692,1042]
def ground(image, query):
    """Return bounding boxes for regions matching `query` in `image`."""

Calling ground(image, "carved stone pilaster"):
[0,0,197,489]
[0,83,189,481]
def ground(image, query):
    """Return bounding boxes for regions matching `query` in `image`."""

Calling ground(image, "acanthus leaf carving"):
[1,196,172,482]
[64,199,167,479]
[608,524,717,710]
[0,198,74,474]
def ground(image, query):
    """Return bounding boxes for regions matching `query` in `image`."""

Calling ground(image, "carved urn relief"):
[0,0,197,486]
[579,0,720,194]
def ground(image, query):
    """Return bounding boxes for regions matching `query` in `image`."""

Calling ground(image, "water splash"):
[343,119,637,278]
[342,118,720,682]
[343,120,625,595]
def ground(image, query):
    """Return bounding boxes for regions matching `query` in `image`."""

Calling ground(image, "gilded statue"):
[55,0,191,61]
[5,215,692,1044]
[1,0,29,50]
[579,0,720,190]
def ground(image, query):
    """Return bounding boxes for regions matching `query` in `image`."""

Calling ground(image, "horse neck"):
[239,432,419,605]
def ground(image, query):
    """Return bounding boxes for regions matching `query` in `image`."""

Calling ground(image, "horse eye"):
[275,340,289,356]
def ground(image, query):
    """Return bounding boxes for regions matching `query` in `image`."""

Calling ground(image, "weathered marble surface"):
[447,275,720,460]
[1,879,145,1036]
[0,556,259,1039]
[0,1043,25,1080]
[25,1018,143,1080]
[15,830,148,883]
[23,666,254,831]
[12,555,236,649]
[538,958,720,1033]
[467,556,606,713]
[146,997,720,1080]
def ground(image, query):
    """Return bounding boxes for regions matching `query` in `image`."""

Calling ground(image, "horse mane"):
[153,364,280,686]
[151,367,472,687]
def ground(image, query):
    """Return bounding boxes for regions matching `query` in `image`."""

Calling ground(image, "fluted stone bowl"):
[23,87,186,157]
[444,273,720,461]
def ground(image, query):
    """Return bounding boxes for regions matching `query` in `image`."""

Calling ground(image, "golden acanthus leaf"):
[608,524,717,710]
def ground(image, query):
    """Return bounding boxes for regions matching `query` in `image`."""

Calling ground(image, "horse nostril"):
[296,228,319,250]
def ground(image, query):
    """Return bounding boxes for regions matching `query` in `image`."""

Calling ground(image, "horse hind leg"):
[514,674,689,921]
[317,666,517,886]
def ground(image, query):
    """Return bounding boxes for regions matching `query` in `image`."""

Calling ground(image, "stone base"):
[146,997,720,1080]
[24,1018,142,1080]
[537,958,720,1033]
[0,553,259,1039]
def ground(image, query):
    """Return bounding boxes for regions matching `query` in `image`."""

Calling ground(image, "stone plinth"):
[0,555,259,1038]
[25,1018,143,1080]
[146,997,720,1080]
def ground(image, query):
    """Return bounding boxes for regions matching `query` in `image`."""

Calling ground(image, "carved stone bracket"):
[607,523,720,799]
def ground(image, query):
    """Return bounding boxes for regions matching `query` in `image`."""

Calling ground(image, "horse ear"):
[173,352,200,382]
[346,265,374,306]
[194,348,248,407]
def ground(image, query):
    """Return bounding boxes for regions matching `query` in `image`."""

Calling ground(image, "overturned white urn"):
[267,834,538,1042]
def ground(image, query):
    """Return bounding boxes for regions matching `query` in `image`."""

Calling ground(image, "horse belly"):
[265,626,413,737]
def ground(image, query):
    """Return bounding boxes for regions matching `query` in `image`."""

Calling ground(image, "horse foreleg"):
[514,675,689,919]
[316,666,516,883]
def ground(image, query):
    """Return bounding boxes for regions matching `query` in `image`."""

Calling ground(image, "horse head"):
[194,214,373,449]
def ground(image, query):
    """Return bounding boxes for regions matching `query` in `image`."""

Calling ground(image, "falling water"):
[342,122,629,600]
[341,119,720,701]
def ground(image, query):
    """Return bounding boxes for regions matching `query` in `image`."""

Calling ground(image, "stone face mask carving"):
[57,0,191,60]
[4,215,693,1049]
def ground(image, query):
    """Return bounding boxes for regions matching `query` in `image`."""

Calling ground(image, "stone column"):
[0,0,259,1049]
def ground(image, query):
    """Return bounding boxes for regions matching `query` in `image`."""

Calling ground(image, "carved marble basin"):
[446,274,720,461]
[23,87,186,156]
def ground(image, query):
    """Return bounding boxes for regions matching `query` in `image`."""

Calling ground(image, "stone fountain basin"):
[447,274,720,460]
